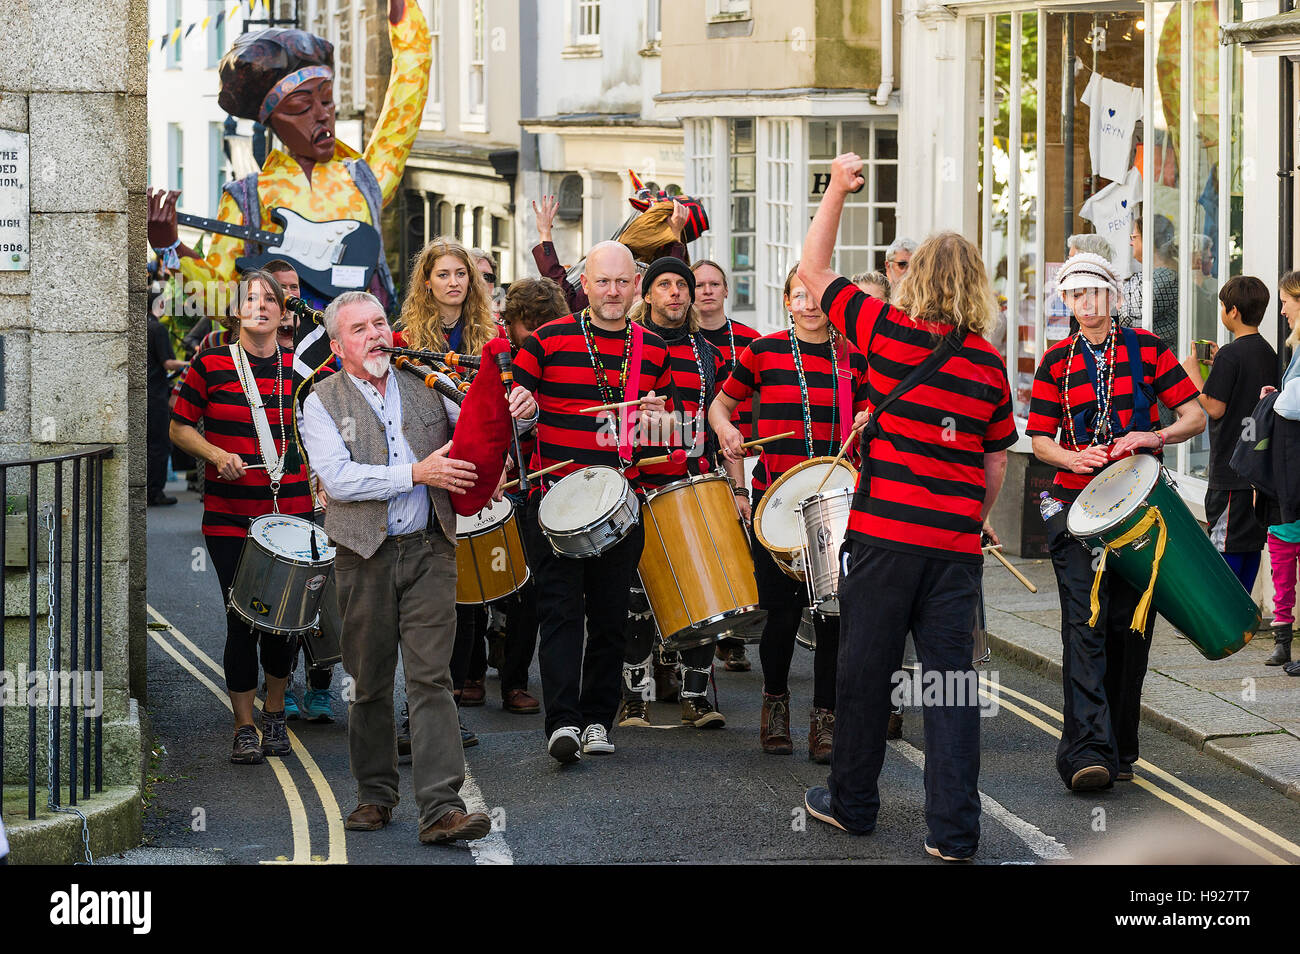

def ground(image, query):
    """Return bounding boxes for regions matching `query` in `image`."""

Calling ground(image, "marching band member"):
[693,259,762,674]
[170,270,312,764]
[620,257,736,730]
[708,265,871,763]
[1026,253,1202,792]
[512,241,675,763]
[797,154,1018,860]
[299,291,495,844]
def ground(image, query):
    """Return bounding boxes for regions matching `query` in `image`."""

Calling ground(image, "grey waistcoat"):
[313,370,455,558]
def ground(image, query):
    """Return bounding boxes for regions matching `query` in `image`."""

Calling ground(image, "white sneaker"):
[581,723,615,755]
[547,726,582,764]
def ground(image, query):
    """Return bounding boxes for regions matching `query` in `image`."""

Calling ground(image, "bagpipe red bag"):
[448,336,514,516]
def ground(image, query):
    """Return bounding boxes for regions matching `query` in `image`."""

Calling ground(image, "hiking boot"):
[723,645,751,672]
[760,690,793,755]
[230,724,264,764]
[260,708,290,757]
[809,707,834,764]
[681,695,726,729]
[618,698,651,727]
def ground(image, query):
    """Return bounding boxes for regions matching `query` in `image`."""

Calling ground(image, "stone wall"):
[0,0,146,806]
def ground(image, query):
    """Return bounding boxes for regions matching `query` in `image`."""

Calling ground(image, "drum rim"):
[1066,453,1161,538]
[227,597,320,636]
[247,513,335,567]
[455,565,531,605]
[754,456,858,556]
[538,464,632,532]
[659,604,765,651]
[644,469,730,504]
[795,485,855,513]
[455,496,516,540]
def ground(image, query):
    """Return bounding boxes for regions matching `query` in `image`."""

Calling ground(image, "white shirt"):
[300,369,430,537]
[1079,168,1142,277]
[1081,74,1143,183]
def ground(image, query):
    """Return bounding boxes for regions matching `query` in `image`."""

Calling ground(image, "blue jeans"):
[828,540,982,857]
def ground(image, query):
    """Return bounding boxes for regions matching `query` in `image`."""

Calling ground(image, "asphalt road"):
[135,486,1300,866]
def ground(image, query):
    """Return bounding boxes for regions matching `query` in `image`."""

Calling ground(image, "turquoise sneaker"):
[302,688,335,723]
[283,690,301,721]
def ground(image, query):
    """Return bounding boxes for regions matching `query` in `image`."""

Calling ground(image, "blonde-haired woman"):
[398,236,501,357]
[795,155,1019,860]
[1263,271,1300,672]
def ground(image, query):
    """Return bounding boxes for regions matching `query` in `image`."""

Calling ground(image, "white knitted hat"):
[1056,252,1122,299]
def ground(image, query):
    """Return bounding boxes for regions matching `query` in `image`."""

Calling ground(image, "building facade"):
[662,0,901,332]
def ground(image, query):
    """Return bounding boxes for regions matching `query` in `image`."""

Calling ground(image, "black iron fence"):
[0,445,112,821]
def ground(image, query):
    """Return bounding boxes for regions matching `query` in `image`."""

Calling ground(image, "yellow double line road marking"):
[147,604,347,865]
[980,675,1300,865]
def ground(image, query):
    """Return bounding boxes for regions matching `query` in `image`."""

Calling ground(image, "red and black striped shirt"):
[721,328,871,493]
[171,345,312,538]
[636,330,728,489]
[823,278,1018,563]
[700,317,761,440]
[1027,327,1197,501]
[511,313,674,493]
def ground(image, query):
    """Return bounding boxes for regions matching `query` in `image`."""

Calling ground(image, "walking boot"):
[1266,623,1293,666]
[809,707,834,764]
[760,689,793,755]
[679,666,725,728]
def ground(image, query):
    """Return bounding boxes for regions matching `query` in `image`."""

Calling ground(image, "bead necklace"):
[789,317,839,460]
[1061,325,1116,449]
[578,307,635,408]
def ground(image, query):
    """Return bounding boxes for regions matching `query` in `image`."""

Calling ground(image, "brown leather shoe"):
[503,688,540,714]
[653,659,679,702]
[345,802,394,831]
[461,678,486,707]
[760,690,793,755]
[809,707,834,764]
[419,809,492,844]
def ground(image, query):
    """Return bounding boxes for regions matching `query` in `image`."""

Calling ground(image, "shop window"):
[730,118,757,310]
[762,119,796,325]
[422,0,444,128]
[685,119,716,263]
[807,119,899,281]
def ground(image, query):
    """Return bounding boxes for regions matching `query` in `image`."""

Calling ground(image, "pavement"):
[981,551,1300,803]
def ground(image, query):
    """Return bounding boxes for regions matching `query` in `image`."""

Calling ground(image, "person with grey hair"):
[300,289,494,844]
[1067,233,1115,261]
[884,237,917,288]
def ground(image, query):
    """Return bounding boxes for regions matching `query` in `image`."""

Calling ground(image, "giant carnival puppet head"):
[218,29,336,164]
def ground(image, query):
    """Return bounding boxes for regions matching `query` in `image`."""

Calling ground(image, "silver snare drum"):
[229,514,335,636]
[797,488,852,615]
[538,466,640,558]
[302,568,343,669]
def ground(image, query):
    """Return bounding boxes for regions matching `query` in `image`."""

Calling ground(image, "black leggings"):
[205,534,298,694]
[751,527,839,710]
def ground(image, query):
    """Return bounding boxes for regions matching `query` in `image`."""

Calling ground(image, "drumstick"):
[578,398,643,414]
[812,431,859,496]
[984,546,1038,593]
[741,430,795,451]
[503,459,575,491]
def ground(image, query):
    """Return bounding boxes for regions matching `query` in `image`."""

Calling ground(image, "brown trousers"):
[334,530,465,830]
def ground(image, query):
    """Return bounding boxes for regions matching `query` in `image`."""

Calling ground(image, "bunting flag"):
[184,23,196,37]
[150,4,243,57]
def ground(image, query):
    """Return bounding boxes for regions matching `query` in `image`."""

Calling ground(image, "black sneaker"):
[260,709,291,757]
[147,494,178,506]
[397,705,412,764]
[231,724,264,764]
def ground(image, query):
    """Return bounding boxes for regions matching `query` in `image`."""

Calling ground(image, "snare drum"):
[229,514,335,636]
[637,472,766,651]
[538,466,640,558]
[798,488,852,615]
[754,457,858,581]
[455,497,530,604]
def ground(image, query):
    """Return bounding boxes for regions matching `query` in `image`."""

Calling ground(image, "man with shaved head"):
[512,241,678,763]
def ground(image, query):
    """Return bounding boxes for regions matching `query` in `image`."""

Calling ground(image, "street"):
[129,489,1300,866]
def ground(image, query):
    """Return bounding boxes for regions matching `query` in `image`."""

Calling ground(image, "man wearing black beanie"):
[617,257,748,731]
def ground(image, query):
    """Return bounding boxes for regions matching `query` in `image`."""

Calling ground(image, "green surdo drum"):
[1066,454,1259,661]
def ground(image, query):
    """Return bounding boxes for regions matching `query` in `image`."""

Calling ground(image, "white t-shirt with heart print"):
[1079,168,1142,278]
[1082,74,1144,183]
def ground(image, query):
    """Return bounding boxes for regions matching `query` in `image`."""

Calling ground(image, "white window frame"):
[209,121,228,212]
[684,119,716,264]
[709,0,751,22]
[168,123,184,194]
[422,0,444,129]
[760,119,798,331]
[806,119,899,284]
[645,0,662,49]
[166,0,183,69]
[460,0,488,132]
[353,0,366,110]
[575,0,601,43]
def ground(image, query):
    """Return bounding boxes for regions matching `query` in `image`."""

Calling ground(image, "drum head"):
[1067,454,1160,537]
[758,459,857,551]
[249,514,335,563]
[456,497,513,536]
[539,466,628,532]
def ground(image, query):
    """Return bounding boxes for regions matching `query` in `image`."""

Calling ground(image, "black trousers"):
[205,534,297,694]
[752,520,838,710]
[830,540,982,856]
[146,389,171,501]
[450,604,486,691]
[525,493,644,737]
[497,580,538,694]
[1047,513,1154,786]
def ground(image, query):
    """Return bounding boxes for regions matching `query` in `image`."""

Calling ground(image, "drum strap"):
[1088,506,1167,633]
[230,343,287,507]
[621,322,646,464]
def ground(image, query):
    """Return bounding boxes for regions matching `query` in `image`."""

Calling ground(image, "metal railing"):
[0,445,113,822]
